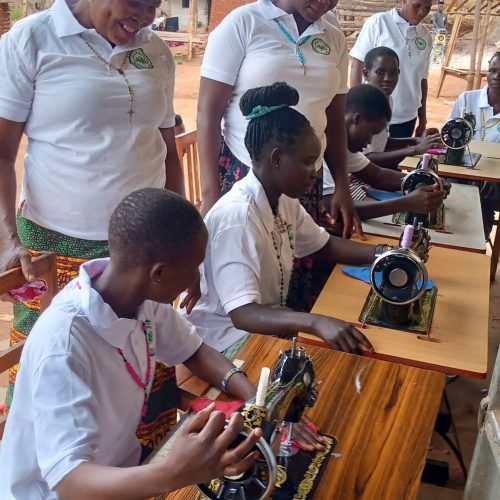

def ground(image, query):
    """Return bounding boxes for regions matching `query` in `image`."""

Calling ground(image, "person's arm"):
[353,162,404,191]
[0,118,35,285]
[415,79,428,137]
[197,77,234,215]
[160,126,185,196]
[183,343,255,400]
[57,408,261,500]
[350,57,364,87]
[324,94,364,238]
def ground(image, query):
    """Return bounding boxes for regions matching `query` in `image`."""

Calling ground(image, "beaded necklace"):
[481,109,500,141]
[117,319,154,419]
[395,23,412,59]
[83,39,134,123]
[273,20,311,73]
[271,210,294,307]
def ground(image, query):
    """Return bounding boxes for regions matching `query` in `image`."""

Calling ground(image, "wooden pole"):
[22,0,29,17]
[474,0,492,88]
[187,0,198,62]
[468,0,482,90]
[0,1,9,37]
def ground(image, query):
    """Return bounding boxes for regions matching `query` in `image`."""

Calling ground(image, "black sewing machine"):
[401,153,445,228]
[369,223,431,328]
[441,111,481,167]
[198,338,319,500]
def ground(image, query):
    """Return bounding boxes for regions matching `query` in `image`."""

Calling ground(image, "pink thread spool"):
[401,225,414,249]
[420,153,432,170]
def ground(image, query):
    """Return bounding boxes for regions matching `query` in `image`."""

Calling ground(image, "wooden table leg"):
[490,218,500,281]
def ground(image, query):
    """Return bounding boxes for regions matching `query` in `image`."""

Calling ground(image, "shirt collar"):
[75,258,141,350]
[479,86,491,109]
[51,0,153,47]
[238,170,286,234]
[257,0,326,36]
[392,8,420,37]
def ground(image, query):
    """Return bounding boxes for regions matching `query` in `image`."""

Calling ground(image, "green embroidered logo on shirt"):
[128,49,154,69]
[415,37,427,50]
[311,38,331,56]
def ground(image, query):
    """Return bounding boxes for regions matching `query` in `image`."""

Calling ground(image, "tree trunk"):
[0,2,10,37]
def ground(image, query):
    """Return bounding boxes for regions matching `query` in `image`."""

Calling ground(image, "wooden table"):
[362,183,486,253]
[162,335,445,500]
[299,235,490,379]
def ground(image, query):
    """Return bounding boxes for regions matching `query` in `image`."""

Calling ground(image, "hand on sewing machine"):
[292,415,326,452]
[404,184,446,213]
[413,134,442,155]
[312,315,373,353]
[166,404,262,490]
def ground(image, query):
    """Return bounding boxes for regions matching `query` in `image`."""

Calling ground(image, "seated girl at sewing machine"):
[449,51,500,144]
[184,82,378,357]
[359,46,442,169]
[0,189,264,499]
[323,85,448,220]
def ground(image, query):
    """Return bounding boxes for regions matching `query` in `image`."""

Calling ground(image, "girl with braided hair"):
[186,82,377,357]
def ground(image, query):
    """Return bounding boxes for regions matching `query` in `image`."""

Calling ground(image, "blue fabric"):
[342,266,434,290]
[366,188,402,201]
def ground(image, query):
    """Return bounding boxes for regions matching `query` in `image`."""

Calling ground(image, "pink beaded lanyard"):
[117,319,155,419]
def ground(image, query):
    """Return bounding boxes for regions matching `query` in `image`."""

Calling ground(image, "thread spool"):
[401,225,414,249]
[421,153,431,170]
[255,367,270,406]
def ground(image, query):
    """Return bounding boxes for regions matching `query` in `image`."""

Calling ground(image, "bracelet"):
[221,367,247,393]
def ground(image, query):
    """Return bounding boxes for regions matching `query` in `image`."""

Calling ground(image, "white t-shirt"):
[449,86,500,143]
[350,9,432,124]
[185,171,330,352]
[0,259,202,499]
[201,0,348,170]
[0,0,176,240]
[323,151,370,195]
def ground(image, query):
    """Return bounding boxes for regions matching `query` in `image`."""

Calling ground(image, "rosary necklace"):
[481,109,500,141]
[271,210,294,307]
[274,20,311,74]
[84,39,135,123]
[396,23,412,59]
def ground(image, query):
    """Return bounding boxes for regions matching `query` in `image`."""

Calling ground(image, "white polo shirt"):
[201,0,348,170]
[350,9,431,125]
[449,86,500,143]
[323,151,370,195]
[0,259,202,500]
[185,171,330,352]
[0,0,176,240]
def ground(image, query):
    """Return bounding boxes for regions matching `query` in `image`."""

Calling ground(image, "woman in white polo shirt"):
[350,0,433,139]
[0,0,183,413]
[187,82,378,356]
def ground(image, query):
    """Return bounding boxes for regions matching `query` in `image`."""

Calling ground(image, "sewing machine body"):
[370,225,431,327]
[441,113,481,167]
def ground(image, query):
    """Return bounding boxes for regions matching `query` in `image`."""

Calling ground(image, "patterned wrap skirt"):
[7,213,178,461]
[218,141,335,314]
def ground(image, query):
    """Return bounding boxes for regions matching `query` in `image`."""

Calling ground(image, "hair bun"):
[239,82,299,116]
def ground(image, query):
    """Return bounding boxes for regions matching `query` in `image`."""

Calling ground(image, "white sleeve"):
[337,36,349,94]
[211,222,265,313]
[159,42,176,129]
[422,32,432,79]
[154,304,203,365]
[0,29,35,122]
[32,355,98,490]
[349,16,377,62]
[294,206,330,259]
[449,93,465,120]
[346,151,370,173]
[200,11,247,85]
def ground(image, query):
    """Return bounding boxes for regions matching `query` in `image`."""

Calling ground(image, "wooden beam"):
[187,0,198,61]
[437,13,463,97]
[474,0,492,88]
[467,0,482,90]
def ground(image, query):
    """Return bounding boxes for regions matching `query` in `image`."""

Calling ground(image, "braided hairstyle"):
[240,82,312,163]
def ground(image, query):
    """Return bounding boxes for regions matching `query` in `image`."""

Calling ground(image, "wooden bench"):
[176,130,202,210]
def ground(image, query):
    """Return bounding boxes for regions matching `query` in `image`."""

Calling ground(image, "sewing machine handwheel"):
[401,170,443,195]
[197,431,277,500]
[441,118,473,150]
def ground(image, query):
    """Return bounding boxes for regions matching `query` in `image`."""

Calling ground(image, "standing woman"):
[0,0,183,448]
[197,0,360,236]
[350,0,433,138]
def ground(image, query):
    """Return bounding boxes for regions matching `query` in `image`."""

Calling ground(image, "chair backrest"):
[176,130,202,209]
[0,253,57,438]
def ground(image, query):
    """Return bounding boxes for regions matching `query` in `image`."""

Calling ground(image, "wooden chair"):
[176,130,202,210]
[0,253,58,438]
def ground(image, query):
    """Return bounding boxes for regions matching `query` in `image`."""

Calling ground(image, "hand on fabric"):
[0,238,35,304]
[413,134,442,155]
[329,188,365,239]
[166,405,261,489]
[405,184,445,214]
[179,269,201,313]
[288,415,325,452]
[312,314,373,353]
